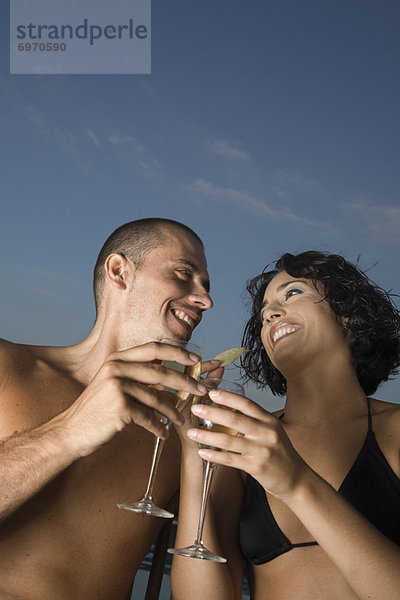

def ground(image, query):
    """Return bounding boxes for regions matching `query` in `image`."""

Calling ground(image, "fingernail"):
[191,404,202,415]
[210,359,220,364]
[196,382,206,393]
[198,448,212,460]
[189,353,200,362]
[187,428,197,439]
[208,390,221,399]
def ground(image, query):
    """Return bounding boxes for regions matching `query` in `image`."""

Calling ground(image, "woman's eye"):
[177,269,192,278]
[285,288,303,300]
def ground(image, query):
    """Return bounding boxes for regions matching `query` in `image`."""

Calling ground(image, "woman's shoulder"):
[370,397,400,477]
[370,397,400,420]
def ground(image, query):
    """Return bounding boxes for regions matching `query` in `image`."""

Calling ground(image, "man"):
[0,218,215,600]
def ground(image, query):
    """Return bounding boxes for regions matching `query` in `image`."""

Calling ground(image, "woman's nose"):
[264,303,285,322]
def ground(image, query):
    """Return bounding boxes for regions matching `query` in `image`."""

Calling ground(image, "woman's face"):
[260,271,348,373]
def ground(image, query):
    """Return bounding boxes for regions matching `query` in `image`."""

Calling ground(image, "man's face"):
[122,230,212,347]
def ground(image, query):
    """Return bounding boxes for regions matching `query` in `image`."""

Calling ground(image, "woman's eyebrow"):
[261,279,307,310]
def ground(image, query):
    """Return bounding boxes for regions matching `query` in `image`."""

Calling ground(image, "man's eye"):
[177,269,192,278]
[285,288,303,300]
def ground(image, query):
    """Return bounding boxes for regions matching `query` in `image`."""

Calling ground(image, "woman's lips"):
[270,322,302,345]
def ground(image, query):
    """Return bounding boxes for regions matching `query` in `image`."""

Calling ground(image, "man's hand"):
[201,359,224,380]
[60,342,207,459]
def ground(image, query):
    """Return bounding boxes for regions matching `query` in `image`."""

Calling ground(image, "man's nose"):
[188,290,213,311]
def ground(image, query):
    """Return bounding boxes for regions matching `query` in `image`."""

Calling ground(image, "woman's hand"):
[187,389,308,500]
[173,359,223,448]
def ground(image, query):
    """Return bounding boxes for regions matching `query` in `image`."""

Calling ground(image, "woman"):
[171,251,400,600]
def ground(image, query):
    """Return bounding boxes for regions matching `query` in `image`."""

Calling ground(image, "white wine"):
[163,358,202,413]
[206,423,239,437]
[192,394,239,449]
[192,412,238,437]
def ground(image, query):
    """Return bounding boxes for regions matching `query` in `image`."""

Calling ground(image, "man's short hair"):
[93,218,203,313]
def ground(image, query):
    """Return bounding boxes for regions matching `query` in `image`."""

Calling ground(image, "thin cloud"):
[87,128,102,148]
[109,133,142,147]
[345,199,400,245]
[271,169,331,198]
[190,178,328,229]
[0,263,78,301]
[191,178,275,217]
[27,105,76,145]
[25,104,84,166]
[210,138,251,160]
[22,103,160,177]
[26,104,50,134]
[108,132,160,177]
[19,83,161,179]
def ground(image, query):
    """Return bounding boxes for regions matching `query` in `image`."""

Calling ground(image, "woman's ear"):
[104,253,133,291]
[339,315,350,335]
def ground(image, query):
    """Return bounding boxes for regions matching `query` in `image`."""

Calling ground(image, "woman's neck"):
[283,361,367,426]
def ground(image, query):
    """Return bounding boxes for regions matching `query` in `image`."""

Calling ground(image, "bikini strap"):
[292,541,318,548]
[367,397,372,432]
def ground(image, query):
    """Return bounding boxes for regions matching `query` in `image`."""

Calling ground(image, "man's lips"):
[171,308,200,332]
[270,321,302,345]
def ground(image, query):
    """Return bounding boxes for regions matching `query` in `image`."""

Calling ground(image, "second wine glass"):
[168,377,244,561]
[117,339,201,518]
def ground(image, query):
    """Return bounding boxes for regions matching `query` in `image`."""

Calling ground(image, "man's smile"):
[171,308,199,332]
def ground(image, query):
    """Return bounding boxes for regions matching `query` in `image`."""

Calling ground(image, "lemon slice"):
[213,347,248,367]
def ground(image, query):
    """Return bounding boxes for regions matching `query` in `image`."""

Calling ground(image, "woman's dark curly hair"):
[241,251,400,396]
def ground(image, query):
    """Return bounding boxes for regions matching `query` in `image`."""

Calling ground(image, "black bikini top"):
[239,398,400,565]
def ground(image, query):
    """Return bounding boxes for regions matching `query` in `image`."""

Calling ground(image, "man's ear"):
[104,253,134,291]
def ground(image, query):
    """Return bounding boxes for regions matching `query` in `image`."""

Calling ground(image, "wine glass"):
[117,339,202,518]
[168,377,244,561]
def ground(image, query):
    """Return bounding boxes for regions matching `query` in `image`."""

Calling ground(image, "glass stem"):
[194,460,216,546]
[143,422,171,500]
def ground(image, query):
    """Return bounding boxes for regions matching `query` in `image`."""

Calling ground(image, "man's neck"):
[29,315,132,386]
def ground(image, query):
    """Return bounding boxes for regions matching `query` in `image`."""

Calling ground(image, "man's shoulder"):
[0,338,43,389]
[0,337,33,366]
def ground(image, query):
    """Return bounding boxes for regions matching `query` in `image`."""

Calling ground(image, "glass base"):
[117,498,174,519]
[167,543,227,563]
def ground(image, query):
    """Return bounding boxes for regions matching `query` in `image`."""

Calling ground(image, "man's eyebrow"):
[173,258,211,293]
[261,279,307,311]
[173,258,199,271]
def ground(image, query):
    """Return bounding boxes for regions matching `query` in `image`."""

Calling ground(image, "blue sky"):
[1,0,399,401]
[1,1,399,596]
